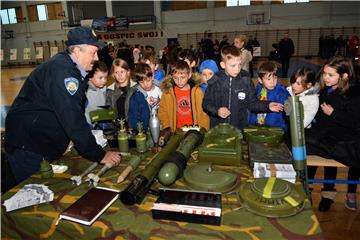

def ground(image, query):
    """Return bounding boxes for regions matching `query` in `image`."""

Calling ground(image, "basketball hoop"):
[246,10,271,25]
[255,14,264,25]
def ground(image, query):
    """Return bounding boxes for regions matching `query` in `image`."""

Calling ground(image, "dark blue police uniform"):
[5,51,106,183]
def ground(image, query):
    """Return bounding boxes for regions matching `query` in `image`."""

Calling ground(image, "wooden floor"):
[1,59,359,239]
[1,66,33,106]
[313,167,360,240]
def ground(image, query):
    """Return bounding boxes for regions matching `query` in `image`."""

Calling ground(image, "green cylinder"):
[120,134,183,205]
[128,155,143,169]
[118,129,129,153]
[288,96,306,171]
[142,134,183,181]
[136,133,147,153]
[158,162,179,185]
[176,129,206,158]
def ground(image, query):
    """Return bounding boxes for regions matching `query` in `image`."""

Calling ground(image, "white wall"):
[1,1,359,65]
[161,1,360,37]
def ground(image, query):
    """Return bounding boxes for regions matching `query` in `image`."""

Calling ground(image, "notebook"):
[56,187,119,226]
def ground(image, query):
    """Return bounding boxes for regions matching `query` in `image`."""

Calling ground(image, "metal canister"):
[118,129,129,153]
[136,132,147,153]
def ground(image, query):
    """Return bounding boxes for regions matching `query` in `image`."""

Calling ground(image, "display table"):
[1,152,322,239]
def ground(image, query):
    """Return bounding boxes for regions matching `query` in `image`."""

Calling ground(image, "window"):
[1,8,17,25]
[226,0,250,7]
[284,0,309,3]
[239,0,251,6]
[37,4,48,21]
[28,3,62,22]
[226,0,238,7]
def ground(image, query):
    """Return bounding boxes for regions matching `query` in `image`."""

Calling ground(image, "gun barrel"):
[158,130,205,186]
[120,134,183,205]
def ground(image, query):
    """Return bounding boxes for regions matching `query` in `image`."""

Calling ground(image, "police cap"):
[65,26,106,47]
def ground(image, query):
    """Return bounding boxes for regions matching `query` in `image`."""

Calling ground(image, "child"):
[305,56,360,212]
[203,45,283,130]
[143,50,165,86]
[248,61,290,131]
[178,48,197,70]
[234,34,253,73]
[106,58,137,122]
[158,60,209,131]
[177,48,201,83]
[287,67,319,128]
[199,59,219,93]
[128,63,162,130]
[85,61,109,127]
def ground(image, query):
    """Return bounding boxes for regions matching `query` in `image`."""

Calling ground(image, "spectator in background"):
[167,41,180,74]
[234,34,253,74]
[219,35,230,52]
[160,46,169,76]
[278,32,295,78]
[116,41,134,70]
[253,37,260,48]
[133,44,141,64]
[214,40,221,68]
[336,35,346,56]
[143,50,165,86]
[246,35,256,78]
[347,34,359,61]
[202,32,215,60]
[178,48,201,83]
[98,42,113,70]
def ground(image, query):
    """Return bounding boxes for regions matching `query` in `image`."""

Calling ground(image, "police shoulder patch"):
[64,77,79,96]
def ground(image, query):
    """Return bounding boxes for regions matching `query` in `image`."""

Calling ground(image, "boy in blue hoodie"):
[128,63,162,130]
[249,61,290,131]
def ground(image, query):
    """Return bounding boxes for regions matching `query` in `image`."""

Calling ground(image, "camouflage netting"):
[1,151,322,240]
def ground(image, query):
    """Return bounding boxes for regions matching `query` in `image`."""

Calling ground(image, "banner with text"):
[97,31,165,41]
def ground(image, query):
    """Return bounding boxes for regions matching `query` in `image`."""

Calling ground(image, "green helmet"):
[239,177,306,218]
[184,163,237,193]
[198,123,243,166]
[243,125,284,144]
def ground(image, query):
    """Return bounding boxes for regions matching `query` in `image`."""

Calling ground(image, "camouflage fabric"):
[1,151,322,240]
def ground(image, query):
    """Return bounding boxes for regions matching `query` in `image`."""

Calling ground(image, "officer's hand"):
[101,151,121,166]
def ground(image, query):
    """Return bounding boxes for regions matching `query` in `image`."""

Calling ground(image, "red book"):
[56,187,119,226]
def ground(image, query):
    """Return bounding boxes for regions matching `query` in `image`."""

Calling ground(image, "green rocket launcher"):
[120,134,184,205]
[158,129,205,186]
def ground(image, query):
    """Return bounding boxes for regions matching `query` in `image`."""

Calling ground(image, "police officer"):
[5,27,121,184]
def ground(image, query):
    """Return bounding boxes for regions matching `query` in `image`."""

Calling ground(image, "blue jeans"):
[7,148,44,184]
